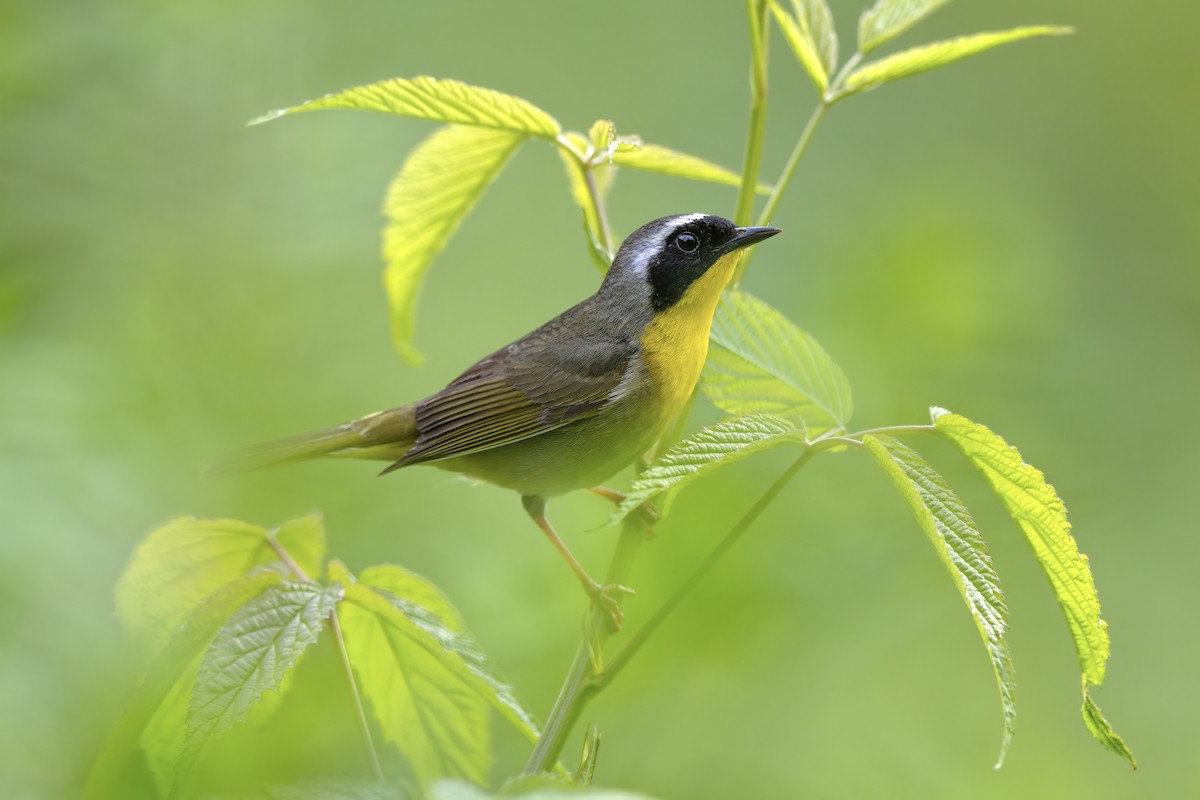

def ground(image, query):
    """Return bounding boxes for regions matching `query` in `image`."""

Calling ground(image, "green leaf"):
[339,578,491,783]
[355,564,463,626]
[582,120,640,164]
[558,123,767,266]
[862,435,1016,768]
[932,409,1133,763]
[250,76,561,138]
[576,724,601,785]
[357,564,541,745]
[587,119,616,156]
[115,513,327,652]
[85,571,283,800]
[336,563,540,784]
[609,142,766,193]
[140,642,300,796]
[701,289,852,432]
[644,386,701,518]
[932,409,1107,685]
[840,27,1073,97]
[137,659,192,795]
[383,125,525,362]
[858,0,954,53]
[430,778,664,799]
[615,414,805,520]
[771,0,838,93]
[186,580,340,754]
[1082,693,1137,769]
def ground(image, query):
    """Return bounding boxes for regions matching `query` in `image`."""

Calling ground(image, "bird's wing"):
[395,332,637,467]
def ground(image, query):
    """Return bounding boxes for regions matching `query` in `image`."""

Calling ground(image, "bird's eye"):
[675,232,699,253]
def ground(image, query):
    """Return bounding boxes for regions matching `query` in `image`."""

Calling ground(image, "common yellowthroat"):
[212,213,779,625]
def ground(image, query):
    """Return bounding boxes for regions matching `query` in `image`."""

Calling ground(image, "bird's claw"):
[586,581,635,630]
[632,502,659,538]
[636,501,660,524]
[590,487,660,538]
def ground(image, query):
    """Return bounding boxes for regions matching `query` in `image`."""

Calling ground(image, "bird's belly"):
[440,387,667,498]
[435,314,714,499]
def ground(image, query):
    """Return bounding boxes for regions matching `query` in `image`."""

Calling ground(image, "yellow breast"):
[638,250,742,426]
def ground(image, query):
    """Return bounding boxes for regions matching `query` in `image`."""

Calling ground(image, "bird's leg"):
[522,495,633,630]
[587,486,660,535]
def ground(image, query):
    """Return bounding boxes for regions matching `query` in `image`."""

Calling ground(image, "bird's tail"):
[205,405,419,477]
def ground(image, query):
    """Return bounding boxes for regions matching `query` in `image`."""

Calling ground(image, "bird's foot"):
[588,486,660,538]
[585,580,635,631]
[631,502,660,537]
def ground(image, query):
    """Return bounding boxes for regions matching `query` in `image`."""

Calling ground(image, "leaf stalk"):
[734,0,771,227]
[735,99,829,282]
[583,165,614,259]
[268,533,384,782]
[266,533,310,581]
[594,448,817,690]
[329,607,386,781]
[524,433,856,775]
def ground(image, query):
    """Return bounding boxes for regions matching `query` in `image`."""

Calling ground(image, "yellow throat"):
[638,249,742,421]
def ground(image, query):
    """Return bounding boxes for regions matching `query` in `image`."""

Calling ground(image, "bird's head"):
[602,214,780,312]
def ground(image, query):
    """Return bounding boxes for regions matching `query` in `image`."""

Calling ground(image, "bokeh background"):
[3,1,1196,797]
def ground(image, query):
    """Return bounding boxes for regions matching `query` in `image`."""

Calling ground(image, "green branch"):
[583,162,614,259]
[268,534,384,781]
[734,100,829,282]
[329,608,385,781]
[522,518,645,775]
[523,431,863,774]
[734,0,770,227]
[756,100,828,229]
[595,448,817,689]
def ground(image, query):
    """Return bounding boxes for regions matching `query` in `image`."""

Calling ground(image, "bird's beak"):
[725,225,782,252]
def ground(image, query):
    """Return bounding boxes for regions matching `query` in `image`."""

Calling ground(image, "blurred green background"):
[3,1,1196,797]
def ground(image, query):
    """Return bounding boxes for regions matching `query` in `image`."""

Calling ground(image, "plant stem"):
[733,47,868,281]
[266,534,310,581]
[584,166,614,259]
[757,101,828,228]
[595,448,816,689]
[523,645,591,776]
[743,48,861,248]
[522,518,645,775]
[329,607,386,781]
[266,536,384,781]
[572,426,933,702]
[557,134,613,267]
[523,13,865,775]
[734,0,770,227]
[524,443,832,774]
[734,100,829,282]
[846,423,937,439]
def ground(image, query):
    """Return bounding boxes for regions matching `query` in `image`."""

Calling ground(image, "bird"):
[209,213,780,626]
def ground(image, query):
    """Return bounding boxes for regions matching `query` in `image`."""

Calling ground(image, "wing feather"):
[396,321,638,468]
